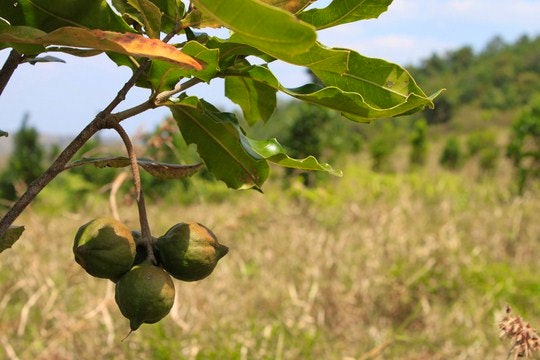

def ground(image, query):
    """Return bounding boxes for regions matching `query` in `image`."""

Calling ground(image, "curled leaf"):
[247,138,343,176]
[66,156,203,179]
[191,0,316,60]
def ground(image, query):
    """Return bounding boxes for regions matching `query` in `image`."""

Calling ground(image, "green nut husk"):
[156,222,229,282]
[73,217,136,281]
[115,262,175,331]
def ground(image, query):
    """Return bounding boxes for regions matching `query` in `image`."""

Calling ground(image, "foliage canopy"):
[0,0,440,246]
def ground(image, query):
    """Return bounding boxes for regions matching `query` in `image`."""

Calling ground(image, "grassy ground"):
[0,154,538,359]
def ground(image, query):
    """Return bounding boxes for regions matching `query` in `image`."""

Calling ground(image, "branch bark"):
[0,119,102,236]
[0,27,184,238]
[0,77,156,238]
[0,49,25,97]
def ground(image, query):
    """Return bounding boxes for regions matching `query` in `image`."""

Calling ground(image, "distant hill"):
[408,34,540,126]
[0,133,74,155]
[0,133,121,158]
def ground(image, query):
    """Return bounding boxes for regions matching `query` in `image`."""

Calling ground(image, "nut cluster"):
[73,217,228,333]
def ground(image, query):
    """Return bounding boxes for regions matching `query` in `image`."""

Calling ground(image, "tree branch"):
[0,25,196,238]
[0,119,102,236]
[154,77,203,104]
[100,59,151,115]
[0,49,25,97]
[0,63,156,238]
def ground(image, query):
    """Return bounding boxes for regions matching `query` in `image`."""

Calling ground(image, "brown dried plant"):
[498,305,540,359]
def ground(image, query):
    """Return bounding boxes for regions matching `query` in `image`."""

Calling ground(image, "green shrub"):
[466,130,497,157]
[369,123,398,172]
[506,96,540,194]
[0,115,45,200]
[409,118,428,168]
[440,136,463,170]
[466,130,499,172]
[478,146,500,172]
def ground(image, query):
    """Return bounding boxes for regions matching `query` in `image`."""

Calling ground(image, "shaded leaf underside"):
[66,156,203,179]
[247,138,342,176]
[0,226,25,253]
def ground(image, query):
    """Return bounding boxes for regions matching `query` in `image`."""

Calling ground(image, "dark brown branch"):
[0,119,102,236]
[0,49,25,97]
[0,65,156,238]
[0,25,197,238]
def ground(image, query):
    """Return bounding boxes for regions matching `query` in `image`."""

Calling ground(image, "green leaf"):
[298,0,393,30]
[259,0,313,13]
[150,0,185,33]
[229,36,350,74]
[67,156,203,179]
[112,0,162,38]
[205,36,271,68]
[128,0,162,38]
[3,0,131,33]
[0,0,25,27]
[223,64,441,122]
[0,19,45,54]
[286,42,350,73]
[312,51,433,112]
[147,40,219,92]
[191,0,317,59]
[248,138,343,176]
[169,96,270,190]
[0,226,25,253]
[284,84,443,122]
[181,6,221,29]
[225,64,277,125]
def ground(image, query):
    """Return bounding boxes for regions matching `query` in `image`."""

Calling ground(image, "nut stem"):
[110,122,157,265]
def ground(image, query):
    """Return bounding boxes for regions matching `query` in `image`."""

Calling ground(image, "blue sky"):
[1,0,539,136]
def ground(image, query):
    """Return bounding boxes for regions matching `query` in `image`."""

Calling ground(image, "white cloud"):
[315,0,539,65]
[391,0,540,27]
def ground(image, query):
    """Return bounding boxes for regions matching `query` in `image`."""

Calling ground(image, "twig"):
[0,119,102,237]
[0,70,154,238]
[162,19,183,43]
[108,121,157,265]
[155,77,203,104]
[0,24,195,238]
[0,49,25,96]
[99,60,151,116]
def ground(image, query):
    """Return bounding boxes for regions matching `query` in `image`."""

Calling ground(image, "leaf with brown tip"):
[0,26,203,69]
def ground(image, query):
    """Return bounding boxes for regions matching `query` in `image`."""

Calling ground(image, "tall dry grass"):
[0,158,538,359]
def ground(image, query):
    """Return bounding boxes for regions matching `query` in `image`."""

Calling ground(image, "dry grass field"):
[0,155,538,359]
